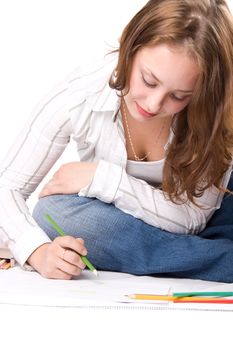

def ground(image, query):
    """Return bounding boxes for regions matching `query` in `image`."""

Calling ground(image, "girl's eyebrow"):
[144,69,194,94]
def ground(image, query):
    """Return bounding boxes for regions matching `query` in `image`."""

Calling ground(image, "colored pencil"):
[0,259,6,267]
[126,294,233,304]
[126,294,176,301]
[3,262,11,269]
[0,261,11,269]
[173,298,233,304]
[173,291,233,297]
[45,214,98,276]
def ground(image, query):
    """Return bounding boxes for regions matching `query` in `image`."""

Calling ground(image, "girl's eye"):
[141,74,187,101]
[170,94,185,101]
[142,76,157,88]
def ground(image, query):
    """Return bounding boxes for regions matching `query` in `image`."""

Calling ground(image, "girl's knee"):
[32,196,59,238]
[32,195,122,241]
[33,196,56,222]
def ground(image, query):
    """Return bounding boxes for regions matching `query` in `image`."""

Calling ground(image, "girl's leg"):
[32,174,233,282]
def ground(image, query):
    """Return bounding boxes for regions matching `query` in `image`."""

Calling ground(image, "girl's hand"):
[39,161,98,198]
[27,236,87,279]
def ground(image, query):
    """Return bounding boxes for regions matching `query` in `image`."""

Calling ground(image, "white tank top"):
[125,124,174,186]
[126,158,164,186]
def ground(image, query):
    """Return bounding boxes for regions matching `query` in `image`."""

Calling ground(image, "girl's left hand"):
[39,161,98,198]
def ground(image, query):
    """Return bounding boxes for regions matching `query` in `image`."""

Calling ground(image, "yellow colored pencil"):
[126,294,176,301]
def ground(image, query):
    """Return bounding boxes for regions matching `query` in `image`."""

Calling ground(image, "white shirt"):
[0,52,232,267]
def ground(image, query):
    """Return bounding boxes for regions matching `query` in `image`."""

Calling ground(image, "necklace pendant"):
[134,154,148,162]
[121,98,166,163]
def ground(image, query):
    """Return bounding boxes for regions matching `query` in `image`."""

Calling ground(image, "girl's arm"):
[0,53,117,276]
[0,73,73,267]
[40,159,232,234]
[78,160,232,234]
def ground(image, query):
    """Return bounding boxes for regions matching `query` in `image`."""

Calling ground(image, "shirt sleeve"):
[79,159,232,234]
[0,76,74,267]
[0,53,118,267]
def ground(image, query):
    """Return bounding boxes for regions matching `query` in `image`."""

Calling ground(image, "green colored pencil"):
[45,214,98,276]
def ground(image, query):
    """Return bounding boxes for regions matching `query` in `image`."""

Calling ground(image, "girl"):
[1,0,233,281]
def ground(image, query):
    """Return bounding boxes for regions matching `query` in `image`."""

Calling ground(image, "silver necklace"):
[121,99,166,162]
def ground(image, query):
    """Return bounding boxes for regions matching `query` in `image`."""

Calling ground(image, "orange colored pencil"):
[126,294,233,304]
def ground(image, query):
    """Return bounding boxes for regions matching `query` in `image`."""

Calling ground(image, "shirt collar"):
[91,83,121,122]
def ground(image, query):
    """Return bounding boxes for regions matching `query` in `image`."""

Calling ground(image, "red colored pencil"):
[173,298,233,304]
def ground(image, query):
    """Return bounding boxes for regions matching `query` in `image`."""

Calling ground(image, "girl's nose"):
[146,89,165,114]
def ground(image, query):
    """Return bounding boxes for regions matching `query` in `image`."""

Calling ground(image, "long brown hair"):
[109,0,233,204]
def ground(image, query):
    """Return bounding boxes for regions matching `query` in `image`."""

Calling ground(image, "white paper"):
[1,266,233,311]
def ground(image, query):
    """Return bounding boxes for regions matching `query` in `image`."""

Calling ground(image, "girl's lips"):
[135,102,155,118]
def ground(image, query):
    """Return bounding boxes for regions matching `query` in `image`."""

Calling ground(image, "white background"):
[0,0,146,203]
[0,1,233,349]
[0,0,145,153]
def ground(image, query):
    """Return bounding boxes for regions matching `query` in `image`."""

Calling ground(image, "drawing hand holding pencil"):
[45,214,98,276]
[44,213,232,305]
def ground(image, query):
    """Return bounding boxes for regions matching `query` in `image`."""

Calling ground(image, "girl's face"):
[124,44,200,122]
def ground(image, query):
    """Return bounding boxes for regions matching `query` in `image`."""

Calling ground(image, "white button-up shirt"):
[0,52,232,267]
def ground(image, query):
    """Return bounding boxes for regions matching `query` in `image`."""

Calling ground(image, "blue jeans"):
[32,174,233,282]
